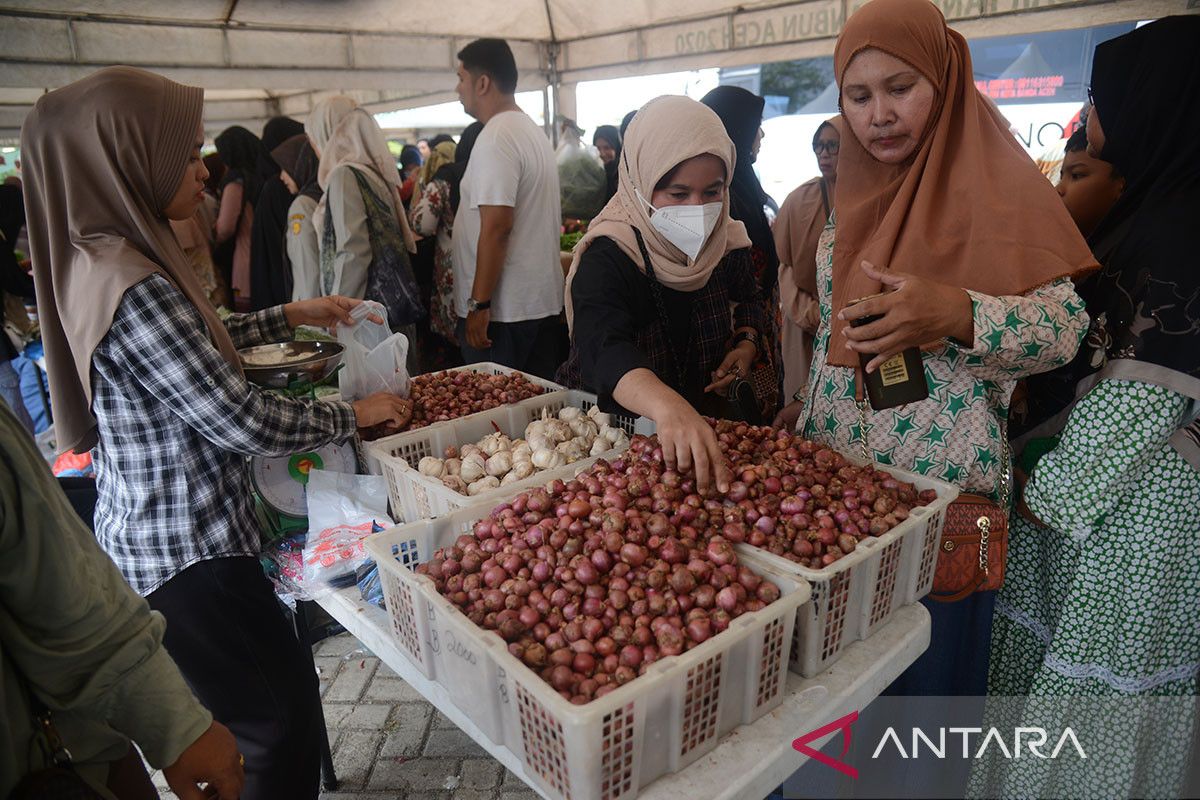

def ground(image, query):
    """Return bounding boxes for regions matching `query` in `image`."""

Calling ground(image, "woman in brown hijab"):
[22,66,411,799]
[772,0,1097,700]
[773,116,842,402]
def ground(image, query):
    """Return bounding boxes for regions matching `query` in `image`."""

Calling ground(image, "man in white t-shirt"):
[452,38,565,379]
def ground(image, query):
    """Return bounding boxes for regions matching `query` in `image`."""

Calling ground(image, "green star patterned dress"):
[976,379,1200,799]
[798,224,1088,498]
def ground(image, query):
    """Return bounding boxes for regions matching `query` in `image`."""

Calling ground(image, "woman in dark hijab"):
[701,85,781,414]
[592,124,621,202]
[250,116,305,310]
[271,134,323,301]
[984,18,1200,799]
[213,125,270,309]
[435,121,483,216]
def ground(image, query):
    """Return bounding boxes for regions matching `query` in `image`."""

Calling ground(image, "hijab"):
[827,0,1097,368]
[776,116,842,307]
[700,86,780,293]
[1021,17,1200,467]
[594,125,622,202]
[261,116,304,153]
[272,134,321,203]
[21,66,242,454]
[306,96,416,253]
[564,95,751,331]
[434,121,483,216]
[420,140,456,187]
[214,125,270,206]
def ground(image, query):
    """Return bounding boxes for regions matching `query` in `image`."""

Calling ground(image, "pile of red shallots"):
[416,469,782,704]
[703,420,938,566]
[415,422,937,703]
[359,371,546,441]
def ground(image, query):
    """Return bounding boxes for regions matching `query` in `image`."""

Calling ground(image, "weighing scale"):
[251,440,359,539]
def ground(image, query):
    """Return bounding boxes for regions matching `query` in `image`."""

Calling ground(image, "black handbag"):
[8,688,106,800]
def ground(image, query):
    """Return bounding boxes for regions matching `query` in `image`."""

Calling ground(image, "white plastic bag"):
[302,469,394,591]
[336,300,410,401]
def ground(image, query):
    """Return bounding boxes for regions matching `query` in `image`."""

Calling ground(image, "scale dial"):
[250,441,358,518]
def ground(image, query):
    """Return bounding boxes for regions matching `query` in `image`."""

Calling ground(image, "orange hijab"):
[827,0,1097,367]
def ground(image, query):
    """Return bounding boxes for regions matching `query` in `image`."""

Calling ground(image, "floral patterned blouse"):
[798,222,1088,498]
[410,176,458,344]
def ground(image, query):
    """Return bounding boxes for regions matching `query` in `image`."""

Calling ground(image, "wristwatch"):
[467,297,492,313]
[732,329,760,353]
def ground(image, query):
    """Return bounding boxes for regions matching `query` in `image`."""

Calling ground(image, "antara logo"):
[871,726,1088,760]
[792,712,1088,777]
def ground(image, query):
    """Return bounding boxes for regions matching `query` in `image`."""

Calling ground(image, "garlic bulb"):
[441,475,467,493]
[500,470,521,486]
[599,425,623,444]
[568,417,599,440]
[526,433,552,454]
[612,432,630,449]
[460,453,486,483]
[511,460,535,480]
[443,458,462,477]
[557,441,586,462]
[591,412,613,428]
[512,443,533,463]
[467,475,501,496]
[486,451,513,477]
[590,437,610,457]
[544,418,572,443]
[531,448,558,470]
[460,443,481,460]
[417,456,444,476]
[557,406,585,421]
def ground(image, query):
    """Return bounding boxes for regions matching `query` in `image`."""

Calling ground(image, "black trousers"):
[457,314,569,382]
[147,556,320,800]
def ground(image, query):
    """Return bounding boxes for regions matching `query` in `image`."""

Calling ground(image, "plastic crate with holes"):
[364,505,809,800]
[365,390,656,522]
[361,362,566,475]
[739,460,957,677]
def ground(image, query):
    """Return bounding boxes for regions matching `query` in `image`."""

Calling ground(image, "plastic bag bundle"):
[557,133,607,220]
[302,469,394,592]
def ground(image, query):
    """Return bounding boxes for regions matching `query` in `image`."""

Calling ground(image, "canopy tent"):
[0,0,1192,142]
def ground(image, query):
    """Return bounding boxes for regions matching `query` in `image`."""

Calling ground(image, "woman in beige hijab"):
[556,95,766,493]
[21,66,411,800]
[773,116,842,403]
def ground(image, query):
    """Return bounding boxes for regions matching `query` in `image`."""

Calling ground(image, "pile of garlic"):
[413,405,630,497]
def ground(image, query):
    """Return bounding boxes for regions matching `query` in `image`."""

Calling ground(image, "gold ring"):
[239,754,245,767]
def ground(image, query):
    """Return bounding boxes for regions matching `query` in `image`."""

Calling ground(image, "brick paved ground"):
[151,631,538,800]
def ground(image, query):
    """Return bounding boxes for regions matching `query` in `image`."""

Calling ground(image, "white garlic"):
[531,448,558,470]
[511,460,535,479]
[460,443,481,460]
[467,475,501,496]
[526,433,552,454]
[500,470,521,486]
[485,451,513,477]
[612,432,630,449]
[512,443,533,462]
[441,475,468,493]
[557,406,585,421]
[568,417,599,440]
[544,419,572,443]
[590,437,610,457]
[417,456,444,477]
[443,458,462,477]
[591,412,613,428]
[600,425,623,444]
[460,453,486,483]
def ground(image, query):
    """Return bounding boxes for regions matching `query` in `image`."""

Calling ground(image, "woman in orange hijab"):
[774,0,1096,699]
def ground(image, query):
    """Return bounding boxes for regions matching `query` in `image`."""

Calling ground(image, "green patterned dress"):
[799,224,1088,497]
[976,379,1200,798]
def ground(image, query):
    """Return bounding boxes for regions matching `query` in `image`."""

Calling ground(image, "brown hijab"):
[564,95,751,331]
[21,66,242,454]
[827,0,1097,368]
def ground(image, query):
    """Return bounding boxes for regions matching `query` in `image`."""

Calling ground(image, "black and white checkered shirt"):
[91,275,357,596]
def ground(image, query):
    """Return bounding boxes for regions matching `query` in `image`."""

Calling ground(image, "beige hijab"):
[21,66,241,454]
[828,0,1097,367]
[307,96,416,253]
[776,116,843,308]
[564,95,750,331]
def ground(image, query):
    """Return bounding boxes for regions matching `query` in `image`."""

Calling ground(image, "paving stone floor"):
[151,631,538,800]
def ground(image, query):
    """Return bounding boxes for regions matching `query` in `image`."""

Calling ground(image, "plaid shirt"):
[91,275,357,595]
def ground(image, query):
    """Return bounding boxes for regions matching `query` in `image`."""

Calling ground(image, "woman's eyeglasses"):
[814,140,840,155]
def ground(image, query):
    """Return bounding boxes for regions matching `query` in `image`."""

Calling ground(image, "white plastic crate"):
[736,461,957,676]
[362,362,565,474]
[365,507,809,800]
[367,390,655,522]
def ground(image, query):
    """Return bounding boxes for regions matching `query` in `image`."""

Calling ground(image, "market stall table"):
[316,584,930,800]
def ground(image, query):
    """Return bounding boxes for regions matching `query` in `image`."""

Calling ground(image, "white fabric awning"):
[0,0,1189,140]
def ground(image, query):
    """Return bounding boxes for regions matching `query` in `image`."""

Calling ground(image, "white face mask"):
[637,189,723,263]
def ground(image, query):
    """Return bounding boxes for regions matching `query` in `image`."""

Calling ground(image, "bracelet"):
[731,330,759,353]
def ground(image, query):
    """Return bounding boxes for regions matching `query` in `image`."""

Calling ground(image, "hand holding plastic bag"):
[337,300,411,402]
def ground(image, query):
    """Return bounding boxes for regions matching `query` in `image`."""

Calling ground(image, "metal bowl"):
[238,341,345,389]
